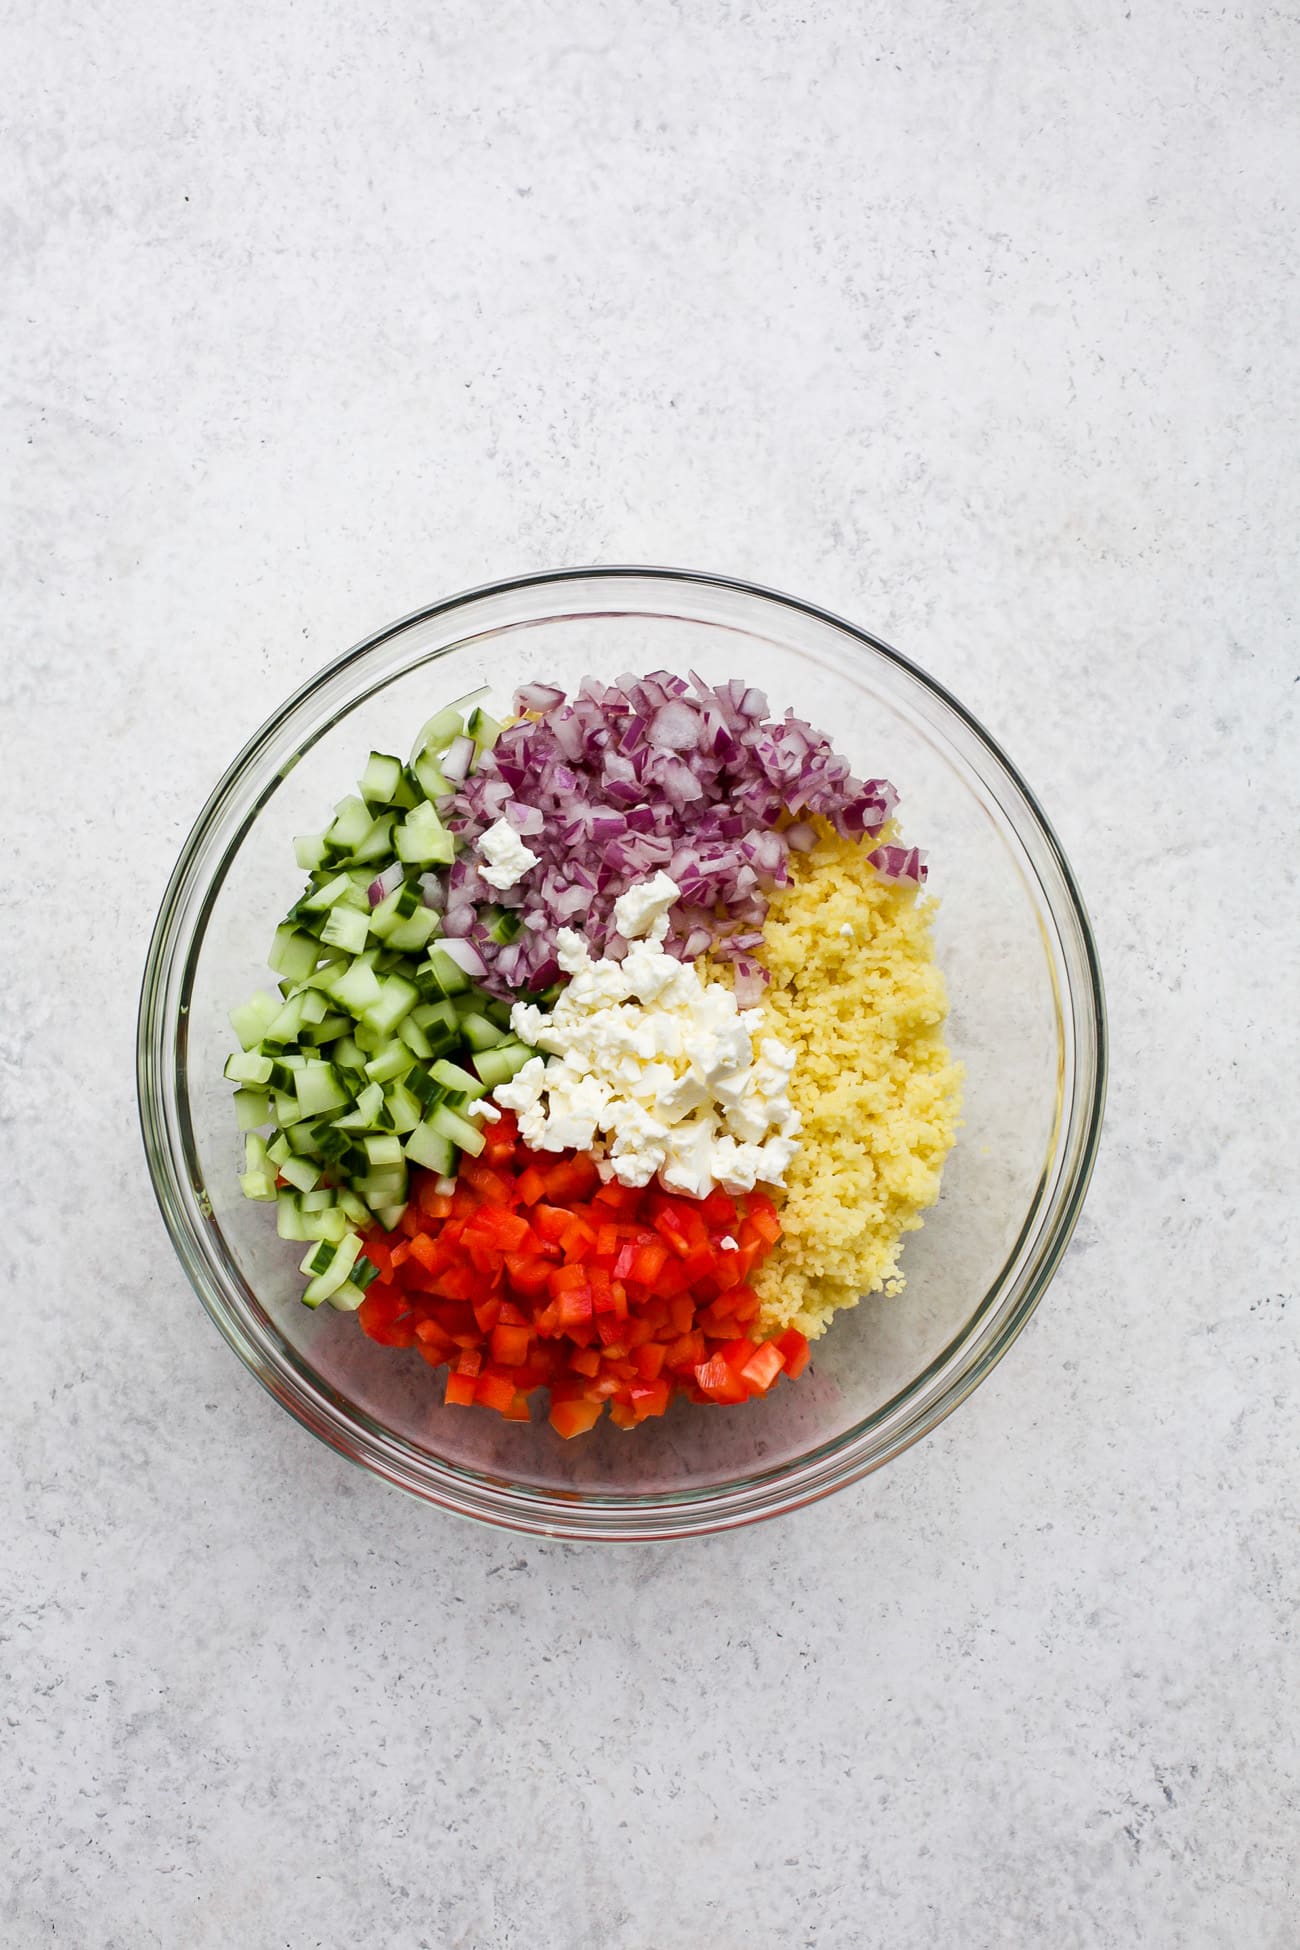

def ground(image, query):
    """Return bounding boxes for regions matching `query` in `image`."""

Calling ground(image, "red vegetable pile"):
[355,1110,811,1435]
[445,671,912,999]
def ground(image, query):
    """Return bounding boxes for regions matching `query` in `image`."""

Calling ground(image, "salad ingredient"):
[354,1110,809,1432]
[750,821,961,1338]
[478,816,542,891]
[226,704,539,1289]
[496,875,801,1196]
[445,671,902,997]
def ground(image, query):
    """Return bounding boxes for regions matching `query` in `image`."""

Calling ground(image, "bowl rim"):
[138,564,1107,1540]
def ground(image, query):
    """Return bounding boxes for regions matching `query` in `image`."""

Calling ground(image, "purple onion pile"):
[443,671,923,1001]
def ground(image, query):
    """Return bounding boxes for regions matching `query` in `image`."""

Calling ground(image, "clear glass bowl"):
[138,569,1105,1540]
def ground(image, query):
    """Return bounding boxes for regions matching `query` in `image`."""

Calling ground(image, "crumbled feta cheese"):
[478,816,541,891]
[491,875,801,1196]
[612,871,679,944]
[719,1235,739,1252]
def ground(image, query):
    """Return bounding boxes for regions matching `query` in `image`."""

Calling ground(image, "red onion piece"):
[866,844,928,886]
[437,936,488,979]
[440,735,475,784]
[368,861,405,907]
[515,682,565,712]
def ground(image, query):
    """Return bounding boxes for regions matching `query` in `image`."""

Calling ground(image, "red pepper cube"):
[629,1377,672,1420]
[739,1341,785,1395]
[516,1165,547,1207]
[444,1372,477,1408]
[557,1285,594,1328]
[491,1322,532,1367]
[775,1328,811,1380]
[569,1345,601,1378]
[549,1398,603,1439]
[633,1341,667,1381]
[474,1371,517,1415]
[694,1354,748,1404]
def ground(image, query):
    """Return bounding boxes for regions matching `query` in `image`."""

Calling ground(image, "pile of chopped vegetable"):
[355,1110,810,1433]
[446,670,914,1000]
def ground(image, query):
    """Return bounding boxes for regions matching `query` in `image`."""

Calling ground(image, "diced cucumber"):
[279,1155,321,1194]
[411,998,459,1035]
[239,1133,277,1201]
[277,1189,307,1240]
[359,751,404,807]
[383,905,440,953]
[269,925,323,985]
[466,705,503,753]
[363,1132,404,1170]
[326,1278,367,1312]
[373,1202,408,1231]
[266,1132,291,1166]
[404,1121,458,1174]
[320,904,369,956]
[396,1015,432,1061]
[329,1034,369,1071]
[416,946,470,998]
[262,992,308,1046]
[225,1049,274,1086]
[394,800,455,868]
[459,1009,509,1052]
[425,1102,487,1157]
[353,1080,389,1127]
[357,1167,408,1210]
[412,750,450,800]
[360,974,419,1038]
[293,1061,351,1118]
[299,871,354,912]
[299,1229,362,1307]
[300,1205,349,1245]
[231,989,281,1050]
[365,1041,415,1084]
[326,958,384,1018]
[483,906,522,946]
[346,814,396,866]
[293,831,329,871]
[411,701,476,757]
[326,796,373,855]
[300,1187,337,1213]
[383,1081,422,1134]
[472,1040,536,1090]
[431,1058,486,1100]
[274,1089,310,1128]
[337,1188,373,1227]
[234,1088,271,1132]
[298,1011,350,1047]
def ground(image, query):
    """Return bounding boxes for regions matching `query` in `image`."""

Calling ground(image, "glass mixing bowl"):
[138,568,1105,1540]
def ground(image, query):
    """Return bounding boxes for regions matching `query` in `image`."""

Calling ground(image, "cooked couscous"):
[753,821,962,1339]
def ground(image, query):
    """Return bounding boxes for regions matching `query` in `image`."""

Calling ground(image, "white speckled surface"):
[5,2,1299,1944]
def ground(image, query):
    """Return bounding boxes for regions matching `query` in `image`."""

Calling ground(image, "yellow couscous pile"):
[753,822,961,1339]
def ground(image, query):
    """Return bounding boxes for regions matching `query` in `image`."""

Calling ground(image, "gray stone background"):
[4,3,1297,1945]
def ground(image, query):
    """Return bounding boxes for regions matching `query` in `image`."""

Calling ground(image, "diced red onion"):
[867,843,928,886]
[440,735,475,783]
[516,682,565,712]
[367,861,405,907]
[418,870,446,908]
[437,936,488,979]
[443,673,907,997]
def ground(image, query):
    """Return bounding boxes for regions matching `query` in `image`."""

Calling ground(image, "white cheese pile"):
[493,872,801,1196]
